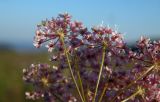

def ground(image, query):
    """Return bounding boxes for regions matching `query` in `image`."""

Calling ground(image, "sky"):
[0,0,160,49]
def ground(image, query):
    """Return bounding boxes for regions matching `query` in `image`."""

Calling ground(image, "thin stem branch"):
[60,36,85,102]
[53,93,64,102]
[121,91,139,102]
[77,71,86,102]
[92,45,106,102]
[110,65,155,102]
[121,86,145,102]
[98,84,108,102]
[74,52,86,102]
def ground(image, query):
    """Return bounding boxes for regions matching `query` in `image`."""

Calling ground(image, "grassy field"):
[0,50,50,102]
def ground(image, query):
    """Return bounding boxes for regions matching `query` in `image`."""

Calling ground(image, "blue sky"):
[0,0,160,48]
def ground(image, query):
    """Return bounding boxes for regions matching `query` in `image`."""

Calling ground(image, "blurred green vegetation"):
[0,50,50,102]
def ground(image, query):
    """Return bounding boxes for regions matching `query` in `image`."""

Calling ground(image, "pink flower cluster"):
[23,13,160,102]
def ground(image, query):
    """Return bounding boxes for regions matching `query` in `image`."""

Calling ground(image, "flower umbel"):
[23,13,160,102]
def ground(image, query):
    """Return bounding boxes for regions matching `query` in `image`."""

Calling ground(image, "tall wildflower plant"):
[23,13,160,102]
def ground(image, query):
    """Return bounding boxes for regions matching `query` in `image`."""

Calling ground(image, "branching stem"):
[98,84,108,102]
[60,36,85,102]
[111,65,155,102]
[92,44,106,102]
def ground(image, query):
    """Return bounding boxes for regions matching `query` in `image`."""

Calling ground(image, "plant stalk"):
[53,93,64,102]
[111,65,155,102]
[92,45,106,102]
[74,52,86,102]
[121,90,140,102]
[60,36,85,102]
[98,84,108,102]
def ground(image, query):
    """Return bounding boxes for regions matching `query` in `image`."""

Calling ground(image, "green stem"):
[53,93,64,102]
[111,65,155,102]
[77,71,86,102]
[60,37,85,102]
[74,53,86,102]
[121,90,140,102]
[98,84,107,102]
[92,45,106,102]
